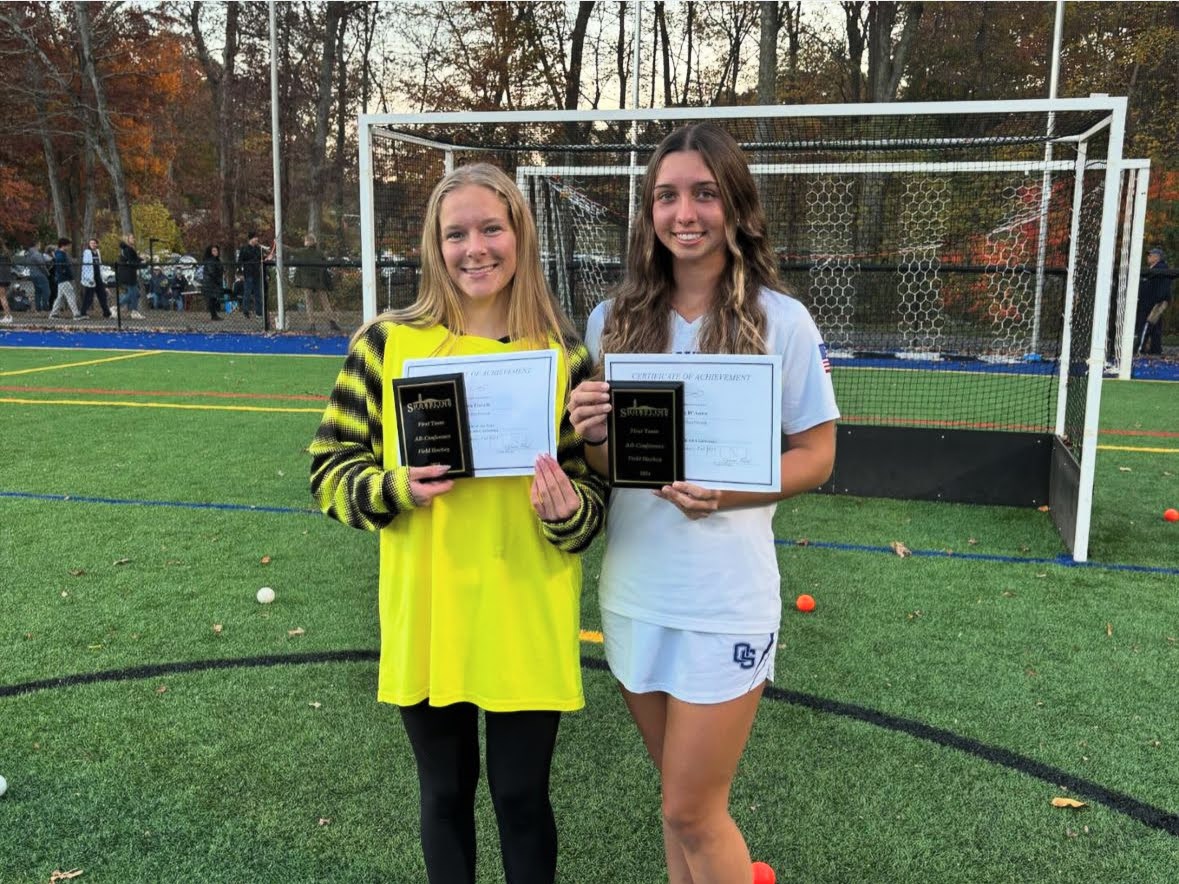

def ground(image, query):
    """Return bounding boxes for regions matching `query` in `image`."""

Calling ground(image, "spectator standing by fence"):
[1137,247,1172,356]
[201,244,225,320]
[23,241,52,312]
[236,231,269,319]
[0,239,12,325]
[117,233,145,319]
[48,238,82,320]
[291,232,337,330]
[80,238,113,319]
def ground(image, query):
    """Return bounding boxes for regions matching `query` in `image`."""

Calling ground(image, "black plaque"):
[392,373,474,479]
[608,381,685,489]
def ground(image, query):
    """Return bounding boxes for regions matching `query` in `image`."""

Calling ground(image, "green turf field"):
[1,346,1177,883]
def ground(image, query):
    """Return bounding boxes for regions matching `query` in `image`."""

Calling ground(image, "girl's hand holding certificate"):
[530,452,581,522]
[407,463,455,507]
[568,380,612,445]
[654,481,721,520]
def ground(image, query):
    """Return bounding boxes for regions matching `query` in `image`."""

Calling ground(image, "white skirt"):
[602,609,777,704]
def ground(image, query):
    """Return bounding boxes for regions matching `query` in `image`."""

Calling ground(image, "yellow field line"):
[4,393,1173,448]
[1098,444,1179,455]
[0,350,163,377]
[579,629,604,644]
[0,397,321,415]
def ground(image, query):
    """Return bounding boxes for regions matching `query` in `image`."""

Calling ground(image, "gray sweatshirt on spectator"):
[23,249,51,280]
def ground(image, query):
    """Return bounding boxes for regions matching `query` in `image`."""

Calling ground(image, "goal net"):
[359,100,1128,562]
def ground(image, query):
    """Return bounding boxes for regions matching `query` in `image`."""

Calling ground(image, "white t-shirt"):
[584,288,840,633]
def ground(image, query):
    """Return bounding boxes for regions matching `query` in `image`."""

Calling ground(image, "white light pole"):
[269,0,286,330]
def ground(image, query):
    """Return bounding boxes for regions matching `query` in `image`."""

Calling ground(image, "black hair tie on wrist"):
[584,436,608,447]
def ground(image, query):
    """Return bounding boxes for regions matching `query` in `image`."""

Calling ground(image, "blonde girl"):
[310,163,608,884]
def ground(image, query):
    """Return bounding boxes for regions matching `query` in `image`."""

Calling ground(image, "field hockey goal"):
[359,98,1129,561]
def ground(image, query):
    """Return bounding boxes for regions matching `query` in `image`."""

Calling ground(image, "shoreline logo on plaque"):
[607,380,684,489]
[392,373,474,479]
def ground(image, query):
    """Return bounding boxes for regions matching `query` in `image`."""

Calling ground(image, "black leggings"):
[81,285,111,317]
[399,701,561,884]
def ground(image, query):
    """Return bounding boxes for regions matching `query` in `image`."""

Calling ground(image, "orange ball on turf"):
[1164,508,1179,522]
[752,861,776,884]
[796,593,816,613]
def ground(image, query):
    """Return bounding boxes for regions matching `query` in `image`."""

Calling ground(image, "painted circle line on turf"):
[2,651,1177,838]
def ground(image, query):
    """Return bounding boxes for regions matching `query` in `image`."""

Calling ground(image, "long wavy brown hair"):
[353,162,576,351]
[599,123,778,357]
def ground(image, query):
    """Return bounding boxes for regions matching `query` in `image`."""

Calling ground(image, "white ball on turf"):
[256,587,276,604]
[0,774,7,797]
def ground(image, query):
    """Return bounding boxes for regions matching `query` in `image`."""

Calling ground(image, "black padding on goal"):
[1048,436,1080,555]
[816,426,1052,507]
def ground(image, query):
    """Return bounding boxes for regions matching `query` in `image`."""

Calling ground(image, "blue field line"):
[775,537,1179,576]
[0,328,348,356]
[0,489,320,516]
[4,487,1175,576]
[3,329,1177,379]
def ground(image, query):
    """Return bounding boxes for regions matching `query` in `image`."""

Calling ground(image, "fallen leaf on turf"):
[1118,466,1132,472]
[212,624,223,635]
[261,555,272,564]
[1037,505,1050,513]
[288,627,306,637]
[1051,797,1088,809]
[309,701,322,709]
[968,538,978,545]
[113,558,131,566]
[68,569,85,577]
[60,591,69,598]
[795,538,809,546]
[890,540,912,558]
[156,685,168,694]
[1106,623,1113,637]
[317,817,331,826]
[49,871,84,883]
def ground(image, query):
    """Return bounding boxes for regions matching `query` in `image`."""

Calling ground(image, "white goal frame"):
[358,98,1129,562]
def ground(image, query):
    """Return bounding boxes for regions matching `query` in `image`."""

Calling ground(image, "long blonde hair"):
[599,123,776,357]
[353,163,576,350]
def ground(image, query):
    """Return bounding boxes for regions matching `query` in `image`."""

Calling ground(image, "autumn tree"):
[0,2,186,245]
[190,0,244,242]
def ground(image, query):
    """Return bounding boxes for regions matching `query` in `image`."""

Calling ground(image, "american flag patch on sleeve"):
[818,343,832,373]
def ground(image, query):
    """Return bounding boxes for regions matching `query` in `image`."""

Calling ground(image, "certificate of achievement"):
[391,373,475,479]
[608,380,685,489]
[402,349,558,477]
[604,353,782,492]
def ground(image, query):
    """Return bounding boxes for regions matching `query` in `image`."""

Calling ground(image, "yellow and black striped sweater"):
[308,320,607,710]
